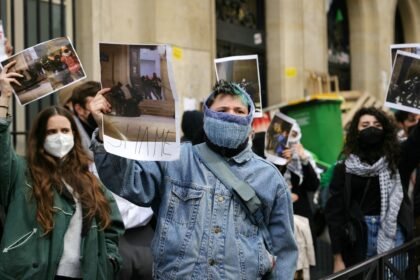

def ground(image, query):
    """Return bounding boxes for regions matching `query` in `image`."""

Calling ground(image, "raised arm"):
[0,60,22,118]
[89,88,163,208]
[0,61,23,208]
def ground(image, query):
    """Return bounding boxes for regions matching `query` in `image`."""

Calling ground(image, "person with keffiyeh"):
[277,125,320,239]
[325,107,420,275]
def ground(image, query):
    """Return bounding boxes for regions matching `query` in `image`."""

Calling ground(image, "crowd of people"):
[1,38,420,280]
[104,73,163,118]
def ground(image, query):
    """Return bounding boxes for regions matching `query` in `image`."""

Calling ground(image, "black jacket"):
[286,163,320,221]
[325,122,420,267]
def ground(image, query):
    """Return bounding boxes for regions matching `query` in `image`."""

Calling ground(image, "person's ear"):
[73,103,84,116]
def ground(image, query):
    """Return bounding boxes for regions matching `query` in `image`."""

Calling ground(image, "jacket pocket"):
[233,200,258,237]
[259,243,276,277]
[2,228,38,253]
[168,184,204,225]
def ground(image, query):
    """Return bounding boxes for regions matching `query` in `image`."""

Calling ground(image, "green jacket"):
[0,118,124,280]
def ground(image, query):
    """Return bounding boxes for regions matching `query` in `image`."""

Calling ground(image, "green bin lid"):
[282,94,343,109]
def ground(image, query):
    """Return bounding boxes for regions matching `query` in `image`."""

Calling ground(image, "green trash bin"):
[280,94,344,165]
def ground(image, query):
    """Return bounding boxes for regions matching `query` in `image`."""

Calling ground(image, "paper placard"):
[214,54,263,117]
[99,42,180,161]
[1,36,86,106]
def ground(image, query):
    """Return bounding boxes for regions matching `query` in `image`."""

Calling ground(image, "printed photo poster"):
[264,112,297,166]
[252,111,271,133]
[214,55,263,117]
[390,43,420,70]
[99,42,180,161]
[1,37,86,105]
[385,50,420,114]
[252,108,280,133]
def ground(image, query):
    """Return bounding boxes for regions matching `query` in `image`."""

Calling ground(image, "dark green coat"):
[0,118,124,279]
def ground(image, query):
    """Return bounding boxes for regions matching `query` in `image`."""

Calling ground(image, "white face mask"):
[43,133,74,158]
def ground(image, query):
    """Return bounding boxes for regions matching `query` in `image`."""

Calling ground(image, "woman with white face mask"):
[0,61,124,280]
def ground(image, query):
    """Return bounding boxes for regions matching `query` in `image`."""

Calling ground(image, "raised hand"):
[87,88,112,127]
[0,61,22,116]
[333,254,346,273]
[282,148,292,162]
[0,60,22,97]
[294,143,308,162]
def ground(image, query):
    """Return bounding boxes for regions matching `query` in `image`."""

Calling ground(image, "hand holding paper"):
[98,43,179,161]
[264,112,296,166]
[0,60,23,117]
[294,143,308,162]
[282,148,292,163]
[89,88,112,140]
[0,60,22,96]
[1,37,86,105]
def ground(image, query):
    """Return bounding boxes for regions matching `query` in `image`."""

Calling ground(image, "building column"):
[265,0,327,106]
[398,0,420,42]
[347,0,398,100]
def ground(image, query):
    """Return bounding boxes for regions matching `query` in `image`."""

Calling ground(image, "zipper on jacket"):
[53,206,73,216]
[3,228,38,253]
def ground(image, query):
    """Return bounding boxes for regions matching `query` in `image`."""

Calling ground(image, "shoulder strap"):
[193,143,273,251]
[194,143,263,223]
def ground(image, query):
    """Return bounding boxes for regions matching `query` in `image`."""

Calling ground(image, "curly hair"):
[27,106,111,234]
[342,107,400,172]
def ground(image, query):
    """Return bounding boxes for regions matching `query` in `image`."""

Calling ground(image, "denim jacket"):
[92,136,297,280]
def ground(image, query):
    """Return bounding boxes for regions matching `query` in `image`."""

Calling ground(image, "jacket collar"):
[228,144,254,164]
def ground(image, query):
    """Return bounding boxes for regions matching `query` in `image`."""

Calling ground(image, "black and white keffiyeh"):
[286,125,318,185]
[345,154,404,254]
[284,146,319,189]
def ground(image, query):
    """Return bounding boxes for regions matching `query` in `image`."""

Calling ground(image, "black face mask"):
[358,126,384,146]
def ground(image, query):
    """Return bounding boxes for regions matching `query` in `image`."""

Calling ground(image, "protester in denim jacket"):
[90,80,298,280]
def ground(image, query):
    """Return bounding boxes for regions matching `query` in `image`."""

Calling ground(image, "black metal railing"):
[321,237,420,280]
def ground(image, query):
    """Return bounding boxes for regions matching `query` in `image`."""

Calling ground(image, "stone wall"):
[75,0,420,107]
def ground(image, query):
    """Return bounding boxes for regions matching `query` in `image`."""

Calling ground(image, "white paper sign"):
[214,55,263,118]
[99,42,180,161]
[0,20,7,61]
[1,36,86,105]
[384,50,420,115]
[264,112,297,165]
[183,96,197,111]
